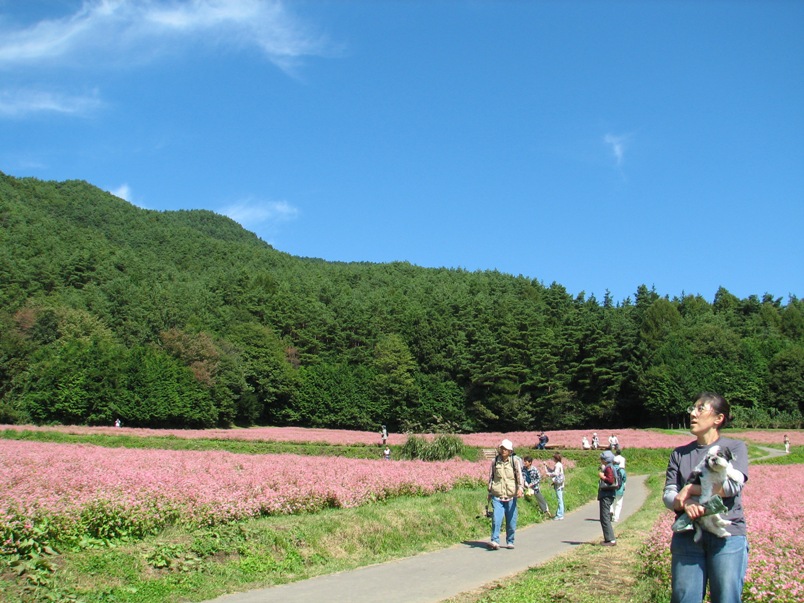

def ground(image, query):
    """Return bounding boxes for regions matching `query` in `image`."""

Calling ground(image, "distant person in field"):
[114,418,121,428]
[543,452,565,520]
[591,433,600,450]
[521,455,550,516]
[487,439,523,549]
[383,445,391,460]
[537,431,549,449]
[582,435,591,450]
[381,424,388,445]
[784,434,790,454]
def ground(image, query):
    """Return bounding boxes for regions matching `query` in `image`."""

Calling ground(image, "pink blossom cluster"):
[0,440,485,537]
[643,465,804,602]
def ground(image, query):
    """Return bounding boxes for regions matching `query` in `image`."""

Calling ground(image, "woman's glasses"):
[687,404,712,415]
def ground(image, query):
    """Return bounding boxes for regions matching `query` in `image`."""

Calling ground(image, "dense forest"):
[1,171,802,431]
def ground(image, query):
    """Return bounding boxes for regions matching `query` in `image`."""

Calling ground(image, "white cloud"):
[0,0,329,73]
[220,198,299,229]
[604,133,631,167]
[109,183,132,201]
[0,88,102,117]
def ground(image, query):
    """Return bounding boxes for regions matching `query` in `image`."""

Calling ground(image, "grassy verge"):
[444,473,668,603]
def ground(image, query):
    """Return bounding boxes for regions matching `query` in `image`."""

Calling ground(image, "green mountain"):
[1,171,802,430]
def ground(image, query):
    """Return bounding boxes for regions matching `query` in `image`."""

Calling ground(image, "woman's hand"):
[684,502,706,520]
[673,483,702,512]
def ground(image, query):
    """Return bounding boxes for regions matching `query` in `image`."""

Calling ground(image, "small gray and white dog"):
[686,445,743,540]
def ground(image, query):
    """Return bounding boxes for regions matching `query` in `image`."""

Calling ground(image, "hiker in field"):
[582,435,591,450]
[598,450,619,546]
[521,455,550,516]
[591,432,600,450]
[537,431,549,449]
[487,439,523,549]
[380,424,388,445]
[784,434,790,454]
[383,445,391,460]
[543,452,565,520]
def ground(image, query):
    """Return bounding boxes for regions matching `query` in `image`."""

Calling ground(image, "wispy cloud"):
[0,0,329,71]
[109,183,132,202]
[0,88,102,117]
[603,133,631,167]
[220,198,299,230]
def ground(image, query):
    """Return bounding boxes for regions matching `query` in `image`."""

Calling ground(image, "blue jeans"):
[490,497,518,545]
[554,488,564,518]
[671,531,748,603]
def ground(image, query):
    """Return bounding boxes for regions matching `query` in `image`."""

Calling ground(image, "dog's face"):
[703,445,734,473]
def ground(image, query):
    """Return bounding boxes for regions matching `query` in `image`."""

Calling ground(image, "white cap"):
[500,439,514,451]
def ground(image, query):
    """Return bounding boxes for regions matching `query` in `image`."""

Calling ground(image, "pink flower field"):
[459,429,694,450]
[3,424,799,450]
[1,440,485,540]
[726,430,804,446]
[642,465,804,603]
[0,423,390,446]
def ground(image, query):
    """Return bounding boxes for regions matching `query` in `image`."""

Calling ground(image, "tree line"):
[1,171,802,431]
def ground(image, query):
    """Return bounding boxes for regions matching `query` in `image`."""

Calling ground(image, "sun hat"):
[600,451,615,464]
[500,439,514,451]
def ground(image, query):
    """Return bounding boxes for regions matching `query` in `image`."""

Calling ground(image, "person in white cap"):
[486,438,523,549]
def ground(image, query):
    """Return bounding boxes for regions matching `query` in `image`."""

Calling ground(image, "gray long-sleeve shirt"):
[663,436,748,537]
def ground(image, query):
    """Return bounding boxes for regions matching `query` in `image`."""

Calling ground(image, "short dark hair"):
[523,455,533,463]
[553,452,562,463]
[697,392,731,429]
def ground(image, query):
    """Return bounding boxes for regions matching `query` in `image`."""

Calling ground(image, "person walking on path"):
[522,455,551,516]
[784,434,790,454]
[598,450,618,546]
[611,455,627,522]
[487,439,523,549]
[663,392,749,603]
[543,452,565,520]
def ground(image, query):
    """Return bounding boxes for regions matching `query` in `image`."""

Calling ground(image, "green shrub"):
[399,433,465,461]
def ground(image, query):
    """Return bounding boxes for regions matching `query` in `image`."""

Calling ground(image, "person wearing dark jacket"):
[598,450,618,546]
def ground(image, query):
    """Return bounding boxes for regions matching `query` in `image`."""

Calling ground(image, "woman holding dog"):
[663,393,749,603]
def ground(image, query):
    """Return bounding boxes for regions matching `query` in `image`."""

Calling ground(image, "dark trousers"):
[599,493,616,542]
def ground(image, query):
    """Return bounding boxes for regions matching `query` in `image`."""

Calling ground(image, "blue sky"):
[1,1,802,304]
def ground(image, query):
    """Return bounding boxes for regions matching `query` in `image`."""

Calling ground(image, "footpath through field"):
[204,474,650,603]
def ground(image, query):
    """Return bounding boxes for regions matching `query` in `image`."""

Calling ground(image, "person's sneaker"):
[506,543,515,549]
[601,540,617,546]
[553,516,564,521]
[488,541,500,550]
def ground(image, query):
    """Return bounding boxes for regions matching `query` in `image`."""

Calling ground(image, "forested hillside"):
[1,172,802,431]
